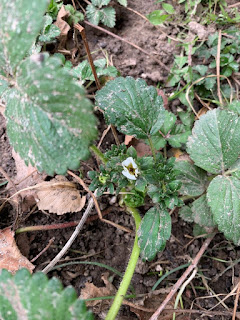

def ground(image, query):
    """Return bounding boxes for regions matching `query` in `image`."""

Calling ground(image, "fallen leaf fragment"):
[124,135,134,146]
[54,5,71,48]
[80,273,115,308]
[0,227,34,274]
[36,175,86,215]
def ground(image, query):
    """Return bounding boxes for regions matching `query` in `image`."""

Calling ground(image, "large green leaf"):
[207,175,240,245]
[95,77,165,139]
[175,161,208,196]
[192,194,215,227]
[0,268,94,320]
[0,0,48,74]
[4,54,97,175]
[138,206,171,261]
[187,109,240,174]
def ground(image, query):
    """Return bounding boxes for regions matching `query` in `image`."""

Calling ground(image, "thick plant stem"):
[105,207,141,320]
[148,137,157,162]
[90,144,108,164]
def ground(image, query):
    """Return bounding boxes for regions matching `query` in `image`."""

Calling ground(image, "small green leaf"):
[175,161,207,196]
[162,3,175,14]
[0,0,48,74]
[39,24,61,43]
[179,205,194,223]
[192,194,215,227]
[4,54,97,175]
[204,77,216,90]
[138,206,171,261]
[207,175,240,245]
[0,269,94,320]
[228,158,240,178]
[193,65,208,76]
[100,7,116,28]
[91,0,111,7]
[227,100,240,116]
[161,110,177,135]
[86,4,101,25]
[117,0,128,6]
[95,77,165,139]
[187,109,240,174]
[147,10,169,25]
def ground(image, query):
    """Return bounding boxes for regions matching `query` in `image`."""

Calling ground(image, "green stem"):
[89,144,108,164]
[105,206,141,320]
[148,137,157,162]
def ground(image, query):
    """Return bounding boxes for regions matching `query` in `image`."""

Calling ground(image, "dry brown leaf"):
[157,89,169,110]
[80,273,116,307]
[36,175,86,215]
[196,106,208,119]
[124,135,134,146]
[0,227,34,274]
[54,5,71,48]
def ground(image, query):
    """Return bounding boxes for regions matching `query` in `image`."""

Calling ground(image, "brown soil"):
[0,1,240,319]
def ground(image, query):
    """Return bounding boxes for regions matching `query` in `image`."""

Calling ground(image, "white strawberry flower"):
[122,157,139,180]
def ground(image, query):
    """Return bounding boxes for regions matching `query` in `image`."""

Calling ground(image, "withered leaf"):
[0,227,34,274]
[36,175,86,215]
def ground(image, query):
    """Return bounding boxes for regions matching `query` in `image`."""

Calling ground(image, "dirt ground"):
[1,0,240,319]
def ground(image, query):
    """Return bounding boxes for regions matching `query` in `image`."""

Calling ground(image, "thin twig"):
[0,166,18,194]
[216,30,223,105]
[232,279,240,320]
[31,237,55,263]
[42,195,95,273]
[149,233,215,320]
[74,23,120,146]
[228,2,240,8]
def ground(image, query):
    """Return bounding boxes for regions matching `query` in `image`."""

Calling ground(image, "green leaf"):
[227,100,240,116]
[100,7,116,28]
[0,0,48,74]
[39,24,61,43]
[193,65,208,76]
[204,77,216,90]
[162,3,175,14]
[86,4,101,25]
[207,175,240,245]
[179,205,194,223]
[138,206,171,261]
[95,77,165,139]
[4,54,97,175]
[175,161,207,196]
[178,111,195,127]
[228,158,240,179]
[0,79,9,96]
[117,0,128,6]
[0,268,94,320]
[187,109,240,174]
[91,0,111,7]
[192,194,215,227]
[168,127,191,148]
[147,10,169,25]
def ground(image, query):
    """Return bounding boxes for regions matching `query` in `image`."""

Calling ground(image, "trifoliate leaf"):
[95,77,165,139]
[138,206,171,261]
[187,109,240,174]
[86,5,101,25]
[207,175,240,245]
[192,194,215,227]
[175,161,208,196]
[0,268,94,320]
[0,0,48,74]
[4,54,97,175]
[179,205,194,223]
[117,0,128,6]
[100,7,116,28]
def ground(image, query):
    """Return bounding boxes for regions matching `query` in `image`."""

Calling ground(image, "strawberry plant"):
[2,0,240,319]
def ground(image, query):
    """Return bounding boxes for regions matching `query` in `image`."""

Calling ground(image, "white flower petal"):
[122,169,137,180]
[121,157,137,168]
